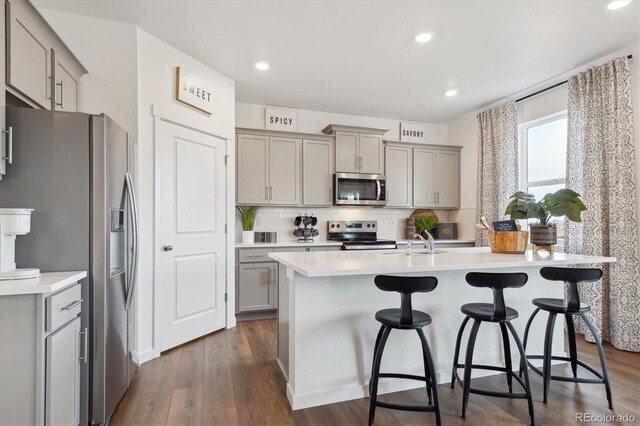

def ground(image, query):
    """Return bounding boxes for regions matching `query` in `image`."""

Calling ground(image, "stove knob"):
[331,224,335,228]
[372,224,376,228]
[367,224,371,228]
[336,224,340,228]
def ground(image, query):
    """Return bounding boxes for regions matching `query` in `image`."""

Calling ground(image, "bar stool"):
[520,267,612,408]
[451,272,535,425]
[368,275,441,426]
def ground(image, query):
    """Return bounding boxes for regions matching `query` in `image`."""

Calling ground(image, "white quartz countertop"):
[268,247,615,278]
[0,271,87,296]
[235,239,475,249]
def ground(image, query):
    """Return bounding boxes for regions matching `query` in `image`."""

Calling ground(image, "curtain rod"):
[515,54,633,103]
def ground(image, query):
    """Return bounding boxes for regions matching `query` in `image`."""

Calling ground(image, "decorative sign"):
[265,107,297,132]
[399,122,426,143]
[176,67,214,114]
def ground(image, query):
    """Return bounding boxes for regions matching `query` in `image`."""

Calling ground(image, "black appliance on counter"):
[327,220,397,250]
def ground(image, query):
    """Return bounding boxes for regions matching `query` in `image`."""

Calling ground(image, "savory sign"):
[399,122,426,143]
[176,67,214,114]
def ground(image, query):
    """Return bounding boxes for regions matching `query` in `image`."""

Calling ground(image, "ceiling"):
[33,0,640,123]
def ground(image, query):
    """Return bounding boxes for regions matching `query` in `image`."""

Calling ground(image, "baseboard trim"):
[134,349,158,365]
[236,310,277,322]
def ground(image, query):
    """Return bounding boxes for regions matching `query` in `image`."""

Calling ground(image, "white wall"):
[236,102,448,144]
[136,30,235,361]
[38,10,138,138]
[446,44,640,242]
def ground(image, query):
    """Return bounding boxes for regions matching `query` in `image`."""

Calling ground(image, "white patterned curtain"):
[475,101,519,246]
[566,56,640,352]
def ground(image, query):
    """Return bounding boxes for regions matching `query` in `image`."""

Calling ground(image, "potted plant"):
[236,206,260,244]
[504,189,587,247]
[415,216,439,239]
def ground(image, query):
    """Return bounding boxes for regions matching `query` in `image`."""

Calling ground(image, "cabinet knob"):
[162,244,174,252]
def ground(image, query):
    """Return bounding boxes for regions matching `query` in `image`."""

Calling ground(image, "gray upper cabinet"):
[413,148,437,207]
[5,0,86,111]
[236,132,302,205]
[45,316,81,426]
[303,139,334,206]
[385,145,412,207]
[323,124,387,174]
[435,150,460,208]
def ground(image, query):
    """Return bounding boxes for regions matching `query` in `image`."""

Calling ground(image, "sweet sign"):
[399,122,426,143]
[176,67,214,114]
[265,108,297,132]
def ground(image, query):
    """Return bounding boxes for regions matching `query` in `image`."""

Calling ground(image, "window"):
[519,111,568,237]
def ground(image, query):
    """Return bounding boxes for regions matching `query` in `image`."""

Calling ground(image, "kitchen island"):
[269,247,615,410]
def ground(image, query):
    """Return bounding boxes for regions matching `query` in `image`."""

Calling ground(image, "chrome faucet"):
[406,232,435,255]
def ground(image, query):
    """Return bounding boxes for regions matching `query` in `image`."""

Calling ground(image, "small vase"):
[529,224,557,245]
[242,231,254,244]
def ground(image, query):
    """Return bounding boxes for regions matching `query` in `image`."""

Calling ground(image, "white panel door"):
[385,146,413,207]
[269,137,302,205]
[303,139,334,205]
[413,148,437,207]
[358,133,384,174]
[157,120,226,352]
[237,134,269,204]
[436,151,460,208]
[335,131,359,173]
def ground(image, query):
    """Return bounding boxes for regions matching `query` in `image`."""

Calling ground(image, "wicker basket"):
[487,230,529,254]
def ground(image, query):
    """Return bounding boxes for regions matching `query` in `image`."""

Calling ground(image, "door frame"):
[152,106,234,359]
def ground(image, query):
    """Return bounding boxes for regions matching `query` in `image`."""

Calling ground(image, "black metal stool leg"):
[565,314,578,378]
[417,328,441,426]
[369,325,385,395]
[506,321,535,426]
[520,307,541,377]
[542,312,557,404]
[580,314,613,409]
[499,322,513,393]
[369,326,391,426]
[461,319,481,419]
[416,329,432,405]
[451,316,470,388]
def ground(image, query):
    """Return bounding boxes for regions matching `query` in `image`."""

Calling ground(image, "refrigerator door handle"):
[124,172,139,311]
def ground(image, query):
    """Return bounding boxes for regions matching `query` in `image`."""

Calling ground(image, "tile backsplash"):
[235,207,477,242]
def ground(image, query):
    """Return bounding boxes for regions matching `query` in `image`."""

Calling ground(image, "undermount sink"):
[381,250,444,256]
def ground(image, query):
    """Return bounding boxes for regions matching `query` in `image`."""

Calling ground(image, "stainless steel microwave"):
[334,173,387,206]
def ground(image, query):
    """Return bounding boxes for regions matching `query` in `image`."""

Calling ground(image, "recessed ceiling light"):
[444,89,458,97]
[255,62,270,71]
[606,0,631,9]
[414,33,433,44]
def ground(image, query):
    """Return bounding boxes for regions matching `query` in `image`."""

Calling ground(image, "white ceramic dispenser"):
[0,208,41,280]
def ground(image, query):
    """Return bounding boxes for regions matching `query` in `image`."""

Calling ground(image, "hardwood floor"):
[110,320,639,425]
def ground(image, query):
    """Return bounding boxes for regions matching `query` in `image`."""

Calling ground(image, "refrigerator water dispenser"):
[0,208,41,280]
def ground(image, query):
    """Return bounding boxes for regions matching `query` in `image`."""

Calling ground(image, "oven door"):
[334,173,386,206]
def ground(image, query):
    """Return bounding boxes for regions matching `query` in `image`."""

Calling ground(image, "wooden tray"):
[487,230,528,254]
[409,209,439,222]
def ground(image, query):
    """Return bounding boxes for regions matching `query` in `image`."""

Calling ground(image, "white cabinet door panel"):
[358,133,384,174]
[303,139,334,205]
[435,151,460,208]
[335,131,359,173]
[237,134,269,204]
[269,137,302,205]
[385,146,412,207]
[413,149,437,207]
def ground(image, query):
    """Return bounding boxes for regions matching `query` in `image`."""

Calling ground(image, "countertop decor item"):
[0,208,41,280]
[505,189,587,253]
[477,215,528,254]
[236,205,260,244]
[293,213,319,242]
[415,216,439,239]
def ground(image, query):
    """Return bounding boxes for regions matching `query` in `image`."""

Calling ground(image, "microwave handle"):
[376,180,381,201]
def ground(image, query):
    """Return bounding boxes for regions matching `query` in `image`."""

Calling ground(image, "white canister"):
[242,231,255,244]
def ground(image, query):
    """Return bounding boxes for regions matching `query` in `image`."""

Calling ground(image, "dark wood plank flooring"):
[110,320,640,425]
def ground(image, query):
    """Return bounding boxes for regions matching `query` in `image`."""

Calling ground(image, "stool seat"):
[461,303,519,322]
[532,297,590,313]
[375,308,432,329]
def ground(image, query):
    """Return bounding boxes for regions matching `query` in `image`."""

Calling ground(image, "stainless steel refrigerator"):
[0,107,139,425]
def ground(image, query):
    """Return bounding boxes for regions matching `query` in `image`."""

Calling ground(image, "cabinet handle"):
[55,81,64,108]
[2,127,13,164]
[270,186,273,200]
[265,186,269,200]
[246,255,265,258]
[79,328,88,363]
[437,192,440,205]
[61,299,83,311]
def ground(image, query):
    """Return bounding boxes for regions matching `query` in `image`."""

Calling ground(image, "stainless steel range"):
[327,220,397,250]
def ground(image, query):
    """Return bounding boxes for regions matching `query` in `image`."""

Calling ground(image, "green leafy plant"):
[504,189,587,226]
[415,216,440,233]
[236,206,260,231]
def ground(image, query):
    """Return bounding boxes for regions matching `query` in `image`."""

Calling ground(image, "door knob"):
[162,244,174,252]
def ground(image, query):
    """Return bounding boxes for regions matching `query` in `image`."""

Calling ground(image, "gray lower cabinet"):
[238,262,277,312]
[0,280,84,426]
